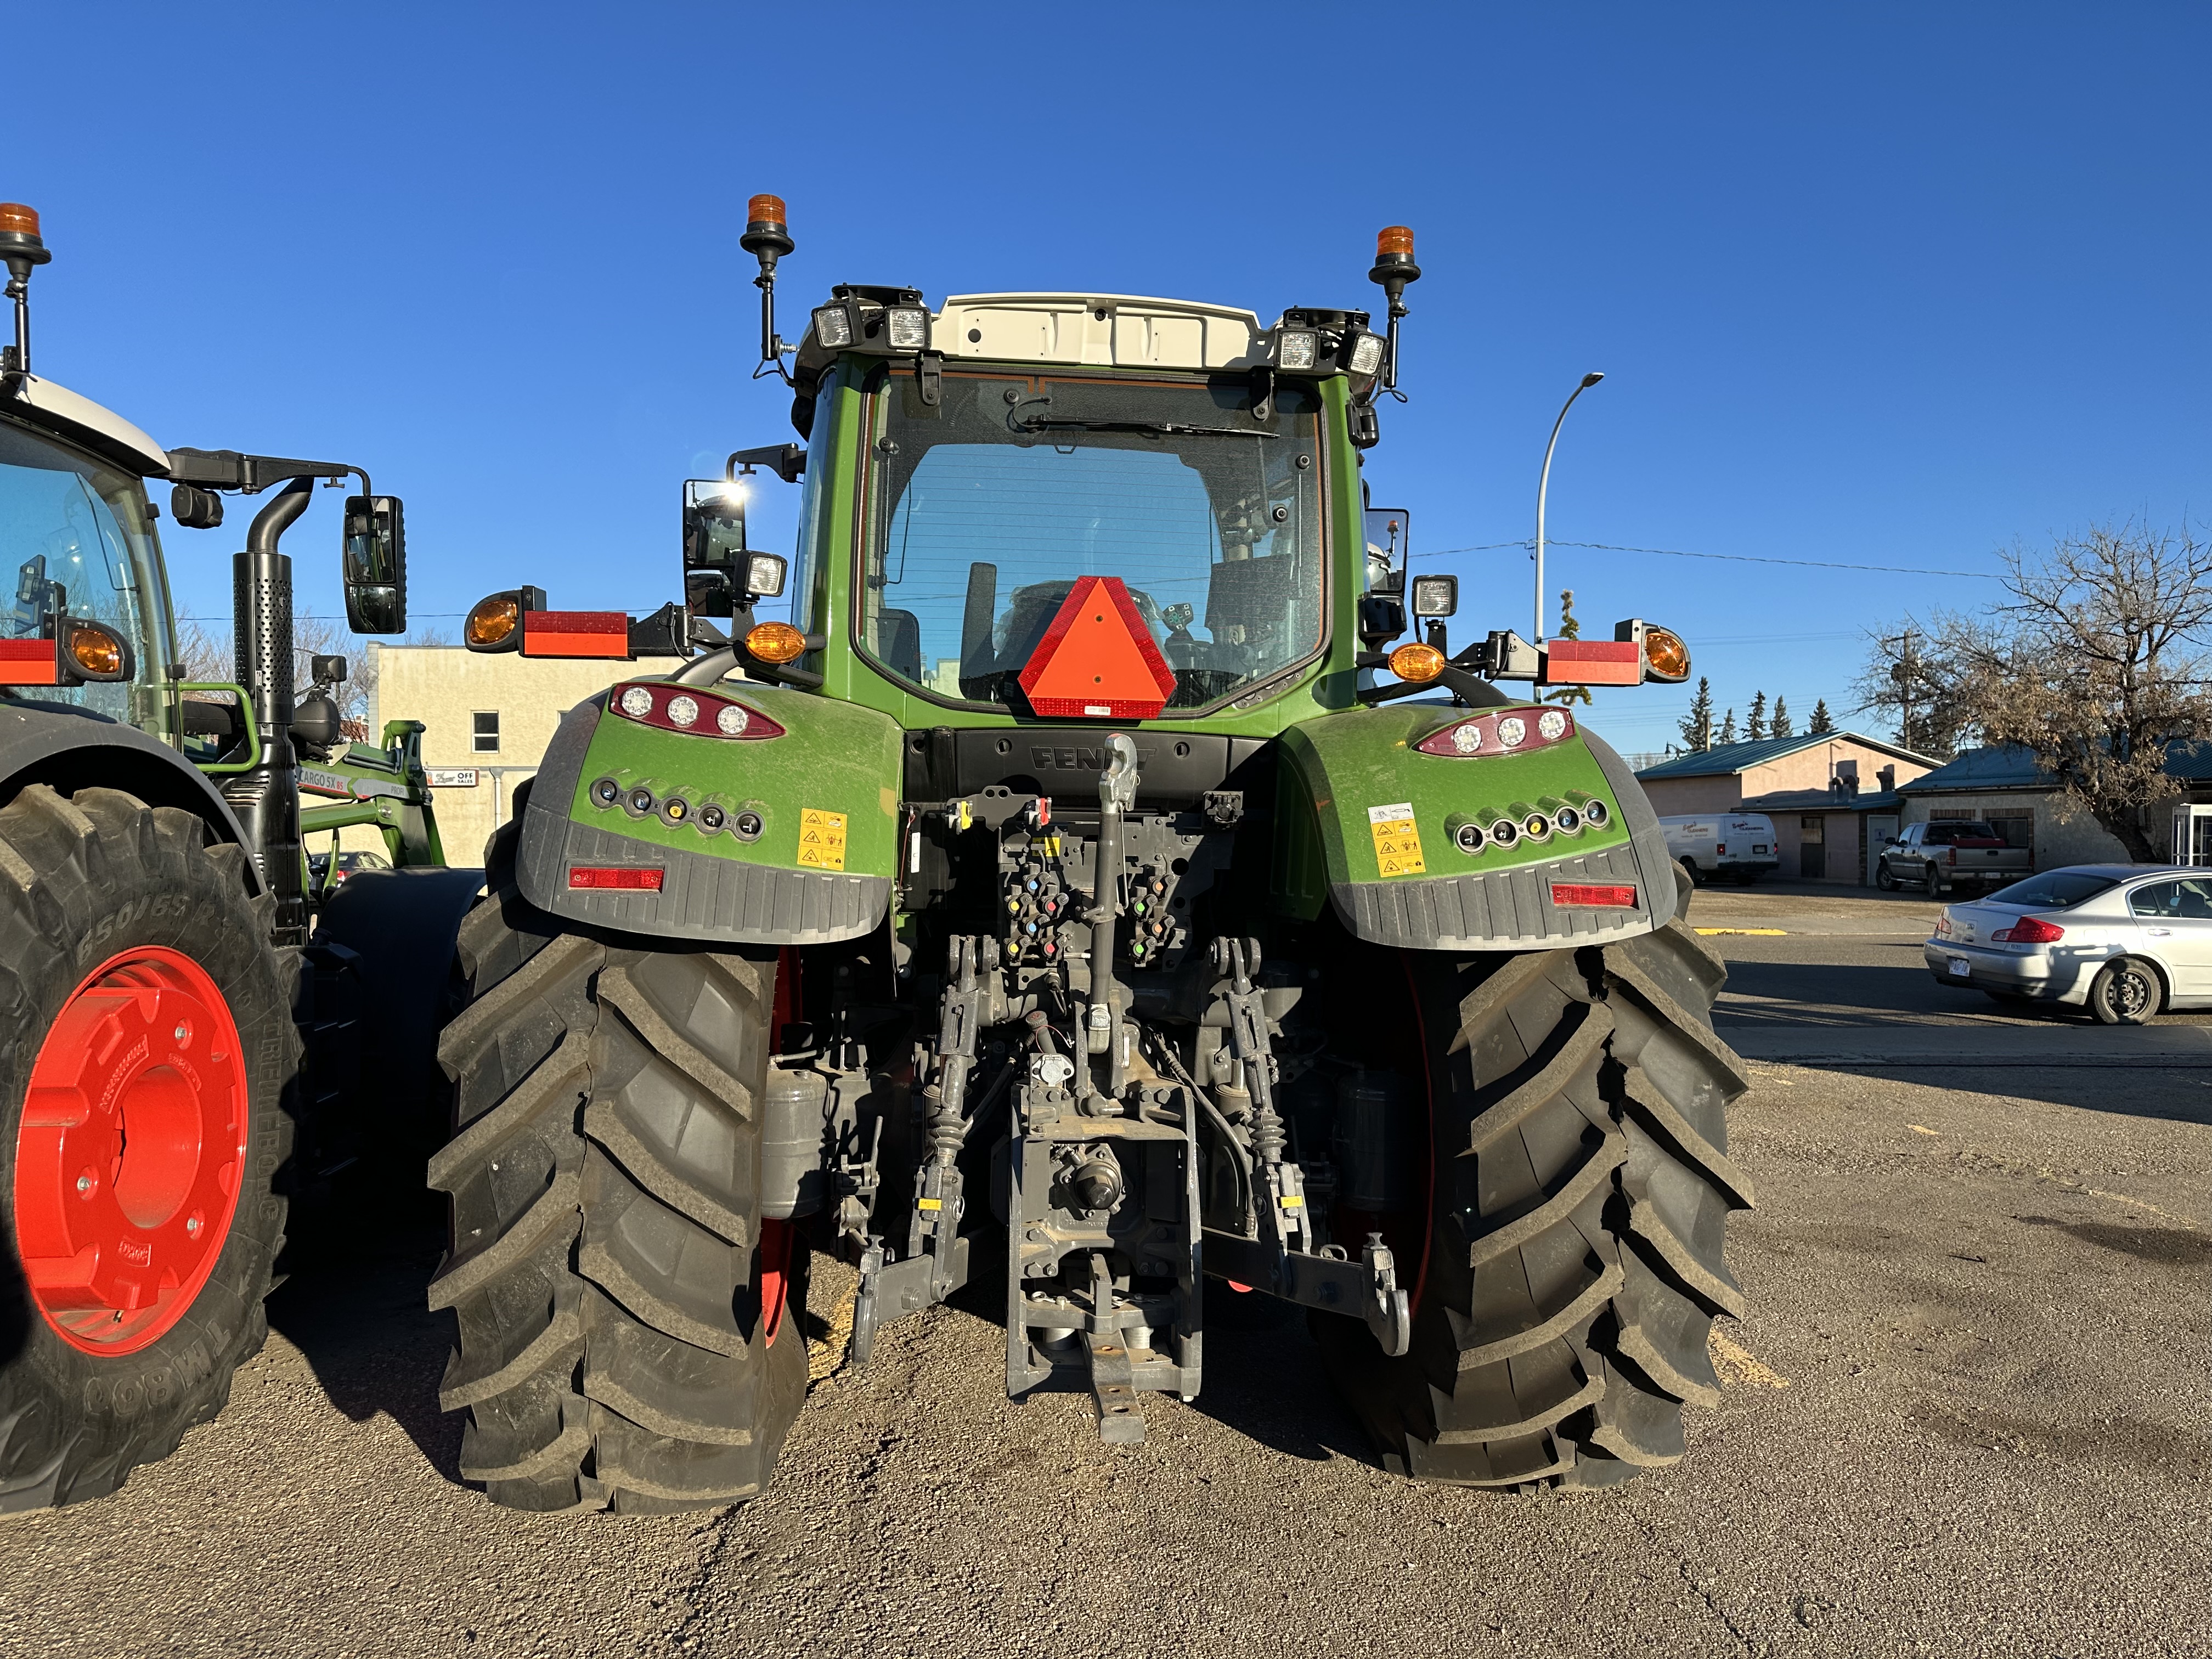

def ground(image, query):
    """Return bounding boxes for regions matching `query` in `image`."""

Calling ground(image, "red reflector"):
[0,638,59,685]
[524,611,631,659]
[1541,640,1641,686]
[1017,575,1178,719]
[1551,883,1638,909]
[1993,915,2064,944]
[568,866,664,891]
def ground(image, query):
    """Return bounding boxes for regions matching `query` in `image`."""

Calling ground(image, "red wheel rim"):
[10,946,250,1355]
[758,1218,793,1347]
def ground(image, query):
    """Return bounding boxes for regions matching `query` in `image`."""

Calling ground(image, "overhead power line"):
[1417,537,2004,580]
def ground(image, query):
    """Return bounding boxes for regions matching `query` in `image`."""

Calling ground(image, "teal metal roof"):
[1634,730,1931,781]
[1903,740,2212,793]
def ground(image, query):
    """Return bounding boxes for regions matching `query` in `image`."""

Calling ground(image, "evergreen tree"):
[1719,708,1739,744]
[1746,691,1768,742]
[1679,676,1716,750]
[1543,589,1593,708]
[1770,694,1792,737]
[1808,697,1835,733]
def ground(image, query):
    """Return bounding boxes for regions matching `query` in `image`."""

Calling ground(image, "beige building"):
[361,645,682,867]
[1636,731,1939,884]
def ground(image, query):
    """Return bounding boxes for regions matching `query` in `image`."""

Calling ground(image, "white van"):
[1660,813,1781,884]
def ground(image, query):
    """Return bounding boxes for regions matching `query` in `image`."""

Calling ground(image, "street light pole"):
[1534,370,1605,642]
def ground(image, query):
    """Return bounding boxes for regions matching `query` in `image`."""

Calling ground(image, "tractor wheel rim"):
[10,946,250,1356]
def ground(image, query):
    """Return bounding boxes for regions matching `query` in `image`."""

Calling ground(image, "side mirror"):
[1409,573,1458,618]
[343,495,406,634]
[682,479,749,618]
[310,653,348,684]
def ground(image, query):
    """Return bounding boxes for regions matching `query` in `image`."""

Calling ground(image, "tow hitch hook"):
[1362,1233,1413,1358]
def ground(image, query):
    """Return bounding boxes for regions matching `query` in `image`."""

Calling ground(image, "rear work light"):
[1551,883,1638,909]
[569,866,664,891]
[1993,916,2065,944]
[608,680,786,740]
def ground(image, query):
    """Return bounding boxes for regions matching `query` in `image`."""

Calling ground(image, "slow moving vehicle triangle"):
[1017,575,1178,719]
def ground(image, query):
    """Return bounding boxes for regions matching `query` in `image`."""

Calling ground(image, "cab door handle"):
[2147,927,2172,936]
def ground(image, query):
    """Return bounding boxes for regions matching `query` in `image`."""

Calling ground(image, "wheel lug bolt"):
[76,1174,93,1193]
[186,1213,205,1238]
[173,1023,188,1044]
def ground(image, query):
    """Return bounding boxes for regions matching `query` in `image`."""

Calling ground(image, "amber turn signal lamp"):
[466,595,521,649]
[1642,625,1690,681]
[1388,641,1445,683]
[67,625,124,679]
[745,620,806,665]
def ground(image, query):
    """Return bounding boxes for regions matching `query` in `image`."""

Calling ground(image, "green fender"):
[1272,698,1677,951]
[514,678,901,945]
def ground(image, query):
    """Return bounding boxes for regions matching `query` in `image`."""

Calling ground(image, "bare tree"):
[1853,624,1971,758]
[1869,523,2212,862]
[1963,524,2212,860]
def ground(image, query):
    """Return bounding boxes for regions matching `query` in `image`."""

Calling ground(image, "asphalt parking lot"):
[5,888,2207,1659]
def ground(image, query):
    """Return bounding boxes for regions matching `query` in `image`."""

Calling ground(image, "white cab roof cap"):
[6,375,170,476]
[935,294,1263,371]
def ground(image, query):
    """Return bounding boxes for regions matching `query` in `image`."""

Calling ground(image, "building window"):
[472,711,500,754]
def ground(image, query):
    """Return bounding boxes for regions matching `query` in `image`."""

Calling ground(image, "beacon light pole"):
[1534,370,1605,642]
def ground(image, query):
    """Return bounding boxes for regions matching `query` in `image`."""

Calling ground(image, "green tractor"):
[437,198,1750,1512]
[0,203,478,1511]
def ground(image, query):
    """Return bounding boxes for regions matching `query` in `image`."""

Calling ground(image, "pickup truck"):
[1876,820,2032,895]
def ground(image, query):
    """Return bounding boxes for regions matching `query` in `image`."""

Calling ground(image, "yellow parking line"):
[1695,927,1788,936]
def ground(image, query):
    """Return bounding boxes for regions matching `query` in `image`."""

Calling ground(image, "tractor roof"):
[933,294,1263,372]
[3,374,170,477]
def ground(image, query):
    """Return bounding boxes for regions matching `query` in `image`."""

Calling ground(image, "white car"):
[1923,864,2212,1024]
[1659,813,1780,884]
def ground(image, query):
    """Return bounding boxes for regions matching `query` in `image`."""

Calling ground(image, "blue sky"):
[11,3,2207,757]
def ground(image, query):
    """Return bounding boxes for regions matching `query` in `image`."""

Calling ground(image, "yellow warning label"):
[917,1197,942,1211]
[1367,802,1426,877]
[796,807,848,871]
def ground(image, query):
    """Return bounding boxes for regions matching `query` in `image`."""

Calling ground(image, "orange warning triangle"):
[1017,576,1178,718]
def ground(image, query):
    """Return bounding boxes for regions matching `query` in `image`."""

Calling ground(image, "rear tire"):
[0,786,294,1512]
[1314,920,1753,1488]
[2087,958,2162,1026]
[429,842,805,1513]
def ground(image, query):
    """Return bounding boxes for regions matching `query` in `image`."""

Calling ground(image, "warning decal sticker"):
[797,807,848,871]
[1367,802,1426,878]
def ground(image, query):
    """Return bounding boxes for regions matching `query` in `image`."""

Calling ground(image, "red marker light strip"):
[0,639,59,685]
[569,866,664,891]
[524,611,631,659]
[1551,883,1638,909]
[1542,640,1642,686]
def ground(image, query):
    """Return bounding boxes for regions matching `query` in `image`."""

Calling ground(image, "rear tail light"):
[1551,883,1638,909]
[1715,842,1726,855]
[569,867,664,891]
[1417,706,1575,757]
[1993,915,2064,944]
[608,681,786,740]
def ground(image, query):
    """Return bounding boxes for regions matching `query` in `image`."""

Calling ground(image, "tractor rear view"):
[0,204,476,1511]
[433,198,1750,1511]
